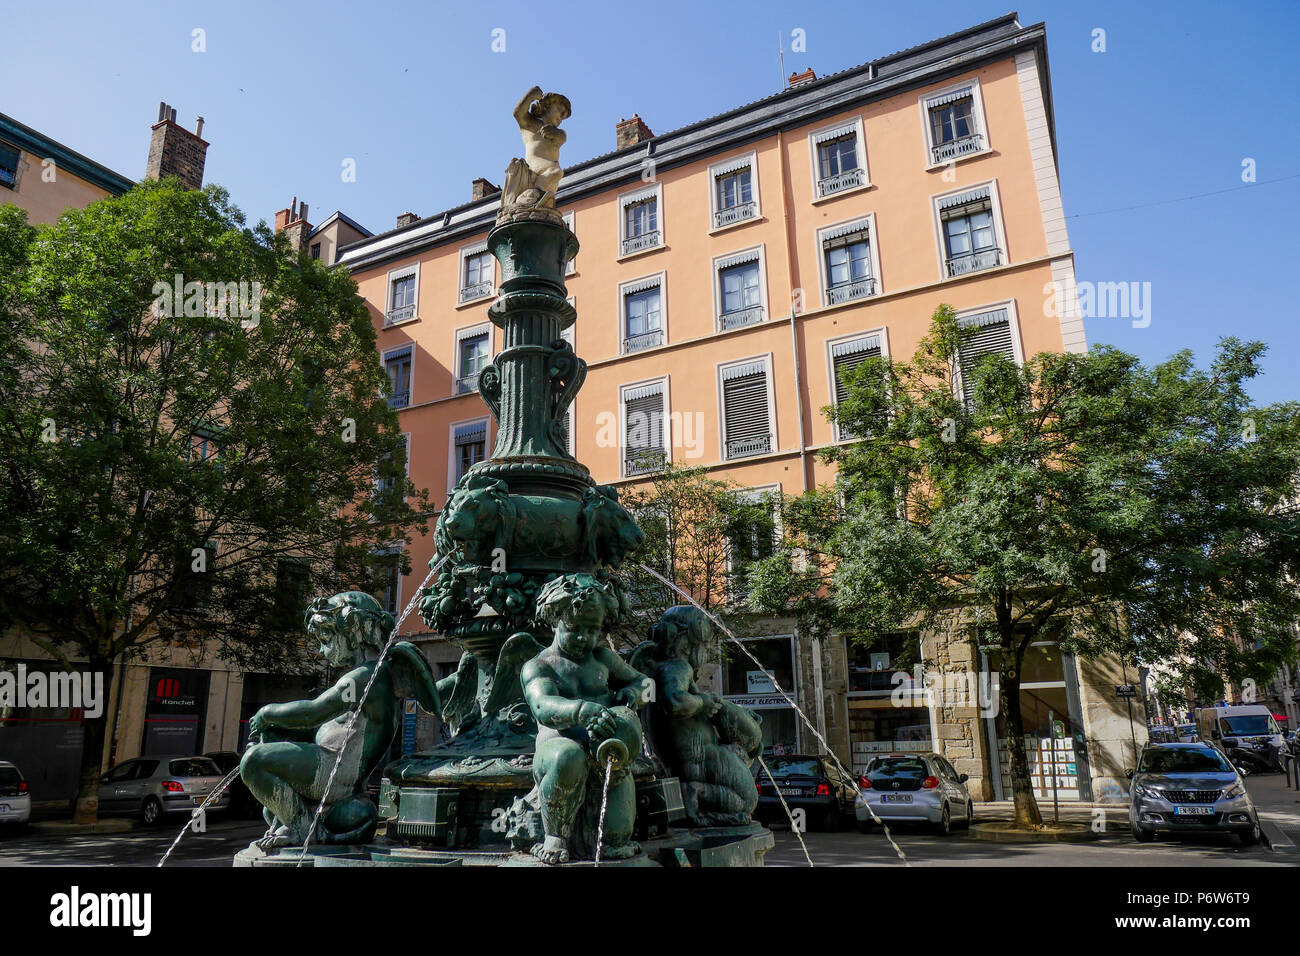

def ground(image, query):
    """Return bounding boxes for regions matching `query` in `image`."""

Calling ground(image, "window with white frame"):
[455,325,490,394]
[621,380,667,477]
[829,334,883,441]
[452,419,488,486]
[726,486,779,600]
[710,152,758,229]
[384,344,412,409]
[955,306,1019,410]
[385,265,418,325]
[937,185,1002,277]
[922,82,988,166]
[619,185,662,256]
[374,432,410,501]
[820,217,880,305]
[458,242,495,304]
[721,358,773,459]
[810,120,866,200]
[715,249,764,331]
[372,546,402,615]
[562,211,577,275]
[0,140,20,189]
[620,275,664,353]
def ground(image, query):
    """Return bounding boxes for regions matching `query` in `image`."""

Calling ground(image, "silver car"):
[854,752,974,835]
[1128,742,1260,846]
[98,755,230,825]
[0,761,32,829]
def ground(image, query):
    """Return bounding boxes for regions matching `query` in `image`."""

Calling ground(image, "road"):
[0,817,267,867]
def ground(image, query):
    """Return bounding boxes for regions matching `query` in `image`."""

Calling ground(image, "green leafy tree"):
[0,182,430,822]
[749,305,1300,827]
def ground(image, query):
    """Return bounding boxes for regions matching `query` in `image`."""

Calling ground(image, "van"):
[1194,705,1283,750]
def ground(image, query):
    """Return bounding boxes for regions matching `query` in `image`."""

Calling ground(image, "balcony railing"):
[387,390,410,410]
[624,449,666,477]
[726,434,772,459]
[713,200,758,229]
[719,306,764,331]
[825,277,877,306]
[945,247,1002,277]
[816,167,865,199]
[623,328,664,353]
[931,133,985,165]
[384,303,415,326]
[455,372,480,395]
[458,280,493,304]
[621,230,661,256]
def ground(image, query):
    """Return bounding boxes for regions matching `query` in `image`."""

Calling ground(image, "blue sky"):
[5,0,1298,402]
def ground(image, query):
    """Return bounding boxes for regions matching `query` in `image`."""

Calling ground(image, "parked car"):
[854,752,973,835]
[1128,742,1260,846]
[0,761,31,832]
[754,754,856,830]
[98,755,231,825]
[203,751,262,818]
[1174,723,1199,743]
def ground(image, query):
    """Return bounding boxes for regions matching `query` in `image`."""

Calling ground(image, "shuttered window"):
[831,336,882,440]
[558,327,574,453]
[722,362,772,459]
[454,421,487,483]
[385,345,412,408]
[957,311,1016,409]
[623,383,665,476]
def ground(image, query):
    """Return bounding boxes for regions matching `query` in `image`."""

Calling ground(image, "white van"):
[1195,705,1283,749]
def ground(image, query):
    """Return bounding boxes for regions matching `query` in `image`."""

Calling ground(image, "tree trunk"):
[71,660,111,824]
[1001,667,1043,828]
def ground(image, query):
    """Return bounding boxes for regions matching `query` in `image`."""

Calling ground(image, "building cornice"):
[0,112,135,197]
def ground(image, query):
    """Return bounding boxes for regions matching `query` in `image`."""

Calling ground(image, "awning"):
[623,382,663,402]
[461,240,488,257]
[938,186,990,210]
[722,360,766,381]
[716,248,761,271]
[832,335,881,358]
[813,123,856,145]
[957,308,1009,329]
[927,87,973,108]
[620,186,657,207]
[622,275,662,295]
[456,324,490,341]
[712,154,753,177]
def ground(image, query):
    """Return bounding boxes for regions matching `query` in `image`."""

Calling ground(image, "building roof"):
[308,209,373,240]
[338,12,1054,273]
[0,111,135,196]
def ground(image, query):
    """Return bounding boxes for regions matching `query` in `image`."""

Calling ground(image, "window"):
[809,120,867,199]
[715,249,765,331]
[621,380,667,477]
[384,345,412,409]
[190,427,222,465]
[829,333,883,441]
[274,559,310,626]
[456,326,490,394]
[373,547,402,615]
[558,324,575,453]
[721,358,773,459]
[385,265,418,325]
[375,433,411,501]
[177,541,218,611]
[955,306,1019,410]
[562,211,577,275]
[458,243,495,304]
[452,420,487,486]
[819,216,880,305]
[936,185,1003,277]
[619,185,662,256]
[310,242,321,260]
[621,275,664,353]
[921,82,989,166]
[710,152,759,229]
[726,487,778,600]
[0,141,18,189]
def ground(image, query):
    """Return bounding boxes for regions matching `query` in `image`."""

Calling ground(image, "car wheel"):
[963,801,975,828]
[141,796,162,826]
[934,803,951,836]
[1239,821,1261,846]
[1131,823,1154,843]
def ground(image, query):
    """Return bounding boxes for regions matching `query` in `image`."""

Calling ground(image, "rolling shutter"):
[722,363,771,456]
[957,310,1015,408]
[832,336,882,437]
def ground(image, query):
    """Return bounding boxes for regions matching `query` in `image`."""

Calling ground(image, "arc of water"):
[593,752,615,866]
[156,765,244,867]
[295,553,451,864]
[755,752,813,866]
[636,563,909,866]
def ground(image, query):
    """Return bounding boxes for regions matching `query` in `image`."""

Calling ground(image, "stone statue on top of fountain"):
[499,85,571,225]
[515,573,651,864]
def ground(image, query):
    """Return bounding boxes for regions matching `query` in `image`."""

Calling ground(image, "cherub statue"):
[519,573,651,864]
[499,86,571,223]
[240,591,440,849]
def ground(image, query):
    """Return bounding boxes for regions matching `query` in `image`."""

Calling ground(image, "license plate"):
[1174,805,1212,816]
[0,805,7,813]
[192,796,205,805]
[882,794,913,803]
[779,788,802,796]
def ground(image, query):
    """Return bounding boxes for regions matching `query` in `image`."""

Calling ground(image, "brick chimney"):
[274,197,312,252]
[145,102,209,190]
[787,67,817,88]
[471,178,500,202]
[615,114,654,150]
[395,211,420,228]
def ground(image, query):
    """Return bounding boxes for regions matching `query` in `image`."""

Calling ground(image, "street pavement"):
[0,817,267,866]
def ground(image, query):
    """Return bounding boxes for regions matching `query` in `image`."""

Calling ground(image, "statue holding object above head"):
[500,86,572,224]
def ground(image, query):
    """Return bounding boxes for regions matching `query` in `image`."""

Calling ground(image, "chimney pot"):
[615,114,654,151]
[787,67,817,87]
[395,211,420,228]
[471,178,501,202]
[145,101,209,190]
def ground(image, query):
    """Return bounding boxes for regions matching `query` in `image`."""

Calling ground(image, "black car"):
[203,751,262,819]
[754,754,855,830]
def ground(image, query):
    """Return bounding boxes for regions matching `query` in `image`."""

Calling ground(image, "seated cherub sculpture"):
[520,573,652,864]
[240,591,440,849]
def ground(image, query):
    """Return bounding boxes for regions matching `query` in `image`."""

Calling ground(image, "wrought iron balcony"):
[825,277,877,306]
[621,230,661,256]
[931,133,985,165]
[726,434,772,459]
[384,303,415,326]
[945,247,1002,277]
[623,328,664,353]
[624,449,666,477]
[815,167,865,199]
[720,306,764,331]
[458,280,493,304]
[455,373,480,395]
[387,390,410,410]
[713,200,758,229]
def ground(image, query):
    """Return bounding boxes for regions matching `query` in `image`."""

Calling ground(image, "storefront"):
[845,633,932,773]
[141,667,210,756]
[720,634,799,755]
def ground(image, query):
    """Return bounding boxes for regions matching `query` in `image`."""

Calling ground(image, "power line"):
[1065,173,1300,220]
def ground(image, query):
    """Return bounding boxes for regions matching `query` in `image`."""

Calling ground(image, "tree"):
[0,182,430,822]
[749,305,1300,827]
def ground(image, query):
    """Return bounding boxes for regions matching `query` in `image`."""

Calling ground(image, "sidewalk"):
[975,800,1128,825]
[1243,772,1300,852]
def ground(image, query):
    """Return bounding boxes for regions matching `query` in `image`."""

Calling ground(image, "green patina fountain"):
[235,88,773,868]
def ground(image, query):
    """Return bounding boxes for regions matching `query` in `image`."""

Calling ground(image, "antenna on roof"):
[778,31,787,90]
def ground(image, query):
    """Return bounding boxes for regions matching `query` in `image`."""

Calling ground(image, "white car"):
[854,752,974,835]
[0,761,32,830]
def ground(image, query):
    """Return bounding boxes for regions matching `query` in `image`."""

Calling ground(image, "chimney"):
[395,211,420,228]
[787,68,817,88]
[145,101,209,190]
[615,114,654,151]
[274,196,312,252]
[471,178,500,202]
